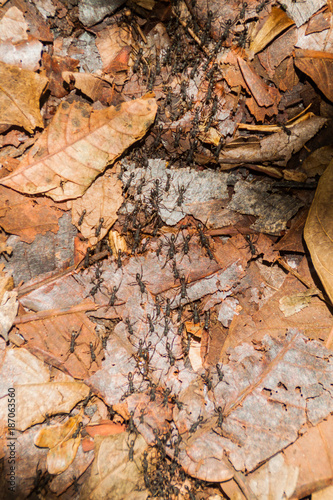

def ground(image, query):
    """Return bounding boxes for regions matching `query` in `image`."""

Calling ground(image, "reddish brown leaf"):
[0,97,157,201]
[294,49,333,103]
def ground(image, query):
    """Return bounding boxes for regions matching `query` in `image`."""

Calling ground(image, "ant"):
[175,183,189,207]
[69,326,82,354]
[95,217,105,238]
[256,0,270,13]
[77,209,86,226]
[214,405,225,429]
[216,363,224,382]
[130,266,148,301]
[189,415,204,434]
[107,283,122,308]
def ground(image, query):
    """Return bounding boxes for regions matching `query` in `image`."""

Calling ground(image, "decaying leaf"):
[0,97,157,201]
[0,61,48,133]
[304,159,333,304]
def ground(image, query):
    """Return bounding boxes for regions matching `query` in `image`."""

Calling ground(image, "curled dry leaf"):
[0,97,157,201]
[62,71,114,104]
[0,61,48,133]
[35,413,83,475]
[304,159,333,304]
[294,49,333,103]
[250,7,295,55]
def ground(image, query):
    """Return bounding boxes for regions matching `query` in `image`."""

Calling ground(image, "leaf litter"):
[0,0,333,498]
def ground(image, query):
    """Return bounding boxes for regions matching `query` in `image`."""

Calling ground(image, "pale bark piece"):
[78,0,125,27]
[228,178,303,234]
[280,0,326,28]
[0,97,157,201]
[70,171,123,246]
[246,453,299,500]
[4,213,76,286]
[304,159,333,304]
[0,6,28,43]
[80,433,147,500]
[120,158,229,226]
[0,61,48,133]
[175,331,333,474]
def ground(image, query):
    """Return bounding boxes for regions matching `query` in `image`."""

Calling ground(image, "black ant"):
[69,326,82,354]
[77,209,86,226]
[95,218,105,237]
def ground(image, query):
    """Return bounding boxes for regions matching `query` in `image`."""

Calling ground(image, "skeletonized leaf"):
[0,97,157,201]
[304,159,333,303]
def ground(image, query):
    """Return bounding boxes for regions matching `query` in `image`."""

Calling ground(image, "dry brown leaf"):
[0,97,157,201]
[283,415,333,498]
[62,71,114,104]
[0,6,28,43]
[80,433,148,499]
[47,435,82,475]
[250,7,295,55]
[95,24,132,74]
[17,311,103,379]
[42,53,79,98]
[35,413,83,475]
[0,186,66,244]
[70,171,123,246]
[0,290,17,341]
[304,159,333,304]
[294,49,333,103]
[0,61,48,133]
[35,413,82,449]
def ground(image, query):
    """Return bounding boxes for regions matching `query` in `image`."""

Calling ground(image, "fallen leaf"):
[0,6,28,43]
[0,97,157,201]
[70,170,123,246]
[80,433,148,499]
[0,61,48,133]
[250,7,295,55]
[62,71,115,104]
[304,158,333,304]
[0,185,66,243]
[35,413,82,449]
[294,49,333,103]
[42,52,79,98]
[95,24,132,74]
[35,413,83,475]
[0,290,17,341]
